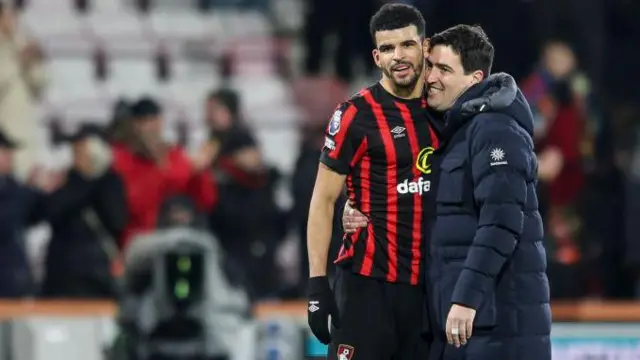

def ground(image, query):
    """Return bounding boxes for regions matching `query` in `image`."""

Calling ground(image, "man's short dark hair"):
[430,24,494,77]
[208,88,240,118]
[130,97,162,118]
[369,3,426,44]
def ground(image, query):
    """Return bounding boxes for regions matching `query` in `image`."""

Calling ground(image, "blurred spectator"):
[41,124,126,299]
[107,98,132,144]
[0,3,48,180]
[206,89,287,299]
[209,132,287,299]
[532,0,605,93]
[204,88,261,172]
[290,121,345,295]
[0,130,50,297]
[112,97,218,248]
[303,0,375,82]
[522,40,588,298]
[200,89,244,173]
[206,88,241,139]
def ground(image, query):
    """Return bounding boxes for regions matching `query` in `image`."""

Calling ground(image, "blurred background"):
[0,0,638,359]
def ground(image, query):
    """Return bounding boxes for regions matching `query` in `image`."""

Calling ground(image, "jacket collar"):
[440,72,518,141]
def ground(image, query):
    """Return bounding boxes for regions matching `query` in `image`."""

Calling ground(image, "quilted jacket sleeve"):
[451,113,535,309]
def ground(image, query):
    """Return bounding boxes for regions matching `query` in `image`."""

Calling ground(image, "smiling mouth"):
[392,64,411,72]
[428,86,443,94]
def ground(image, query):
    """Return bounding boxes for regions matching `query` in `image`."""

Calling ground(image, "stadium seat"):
[36,35,93,63]
[163,56,220,104]
[85,12,147,44]
[291,76,349,122]
[46,58,106,105]
[106,58,160,99]
[162,78,216,136]
[254,127,299,175]
[21,0,301,176]
[22,0,73,12]
[172,56,219,80]
[21,5,86,41]
[101,39,156,62]
[147,11,217,41]
[90,0,131,14]
[212,10,269,37]
[224,38,277,77]
[63,99,112,124]
[230,75,290,117]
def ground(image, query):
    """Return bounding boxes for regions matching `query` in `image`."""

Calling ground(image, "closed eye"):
[434,63,454,73]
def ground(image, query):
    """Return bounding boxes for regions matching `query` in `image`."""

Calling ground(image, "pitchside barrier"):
[0,300,638,359]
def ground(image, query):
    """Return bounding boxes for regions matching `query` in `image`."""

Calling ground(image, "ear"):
[422,38,430,58]
[471,70,484,84]
[372,48,381,68]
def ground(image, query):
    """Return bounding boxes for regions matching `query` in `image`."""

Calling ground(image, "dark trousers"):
[327,268,430,360]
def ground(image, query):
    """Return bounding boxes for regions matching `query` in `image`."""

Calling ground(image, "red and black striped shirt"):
[320,82,440,285]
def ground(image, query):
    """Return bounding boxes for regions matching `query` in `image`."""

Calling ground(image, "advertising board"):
[306,323,640,359]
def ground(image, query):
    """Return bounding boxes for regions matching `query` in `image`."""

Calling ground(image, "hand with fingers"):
[342,200,369,234]
[446,304,476,348]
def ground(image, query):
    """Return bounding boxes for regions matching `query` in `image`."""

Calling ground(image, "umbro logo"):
[390,126,406,139]
[308,301,320,313]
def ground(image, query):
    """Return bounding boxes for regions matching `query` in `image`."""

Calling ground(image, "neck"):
[380,75,425,99]
[132,138,166,162]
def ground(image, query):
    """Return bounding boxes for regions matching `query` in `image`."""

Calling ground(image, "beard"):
[382,58,423,89]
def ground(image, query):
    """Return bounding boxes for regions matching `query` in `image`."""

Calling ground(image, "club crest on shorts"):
[328,109,342,136]
[337,344,354,360]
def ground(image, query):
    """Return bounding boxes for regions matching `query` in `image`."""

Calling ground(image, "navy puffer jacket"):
[429,73,551,360]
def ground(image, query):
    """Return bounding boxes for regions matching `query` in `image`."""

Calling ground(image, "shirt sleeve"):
[451,113,535,309]
[319,102,367,174]
[187,170,218,211]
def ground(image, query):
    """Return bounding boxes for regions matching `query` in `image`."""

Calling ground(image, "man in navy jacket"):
[343,24,551,360]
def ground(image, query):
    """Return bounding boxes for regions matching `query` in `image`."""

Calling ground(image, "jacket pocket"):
[436,155,466,204]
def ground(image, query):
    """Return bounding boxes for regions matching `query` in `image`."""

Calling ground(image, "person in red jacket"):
[112,98,218,248]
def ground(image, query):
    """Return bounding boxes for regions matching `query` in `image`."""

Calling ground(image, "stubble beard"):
[383,59,424,93]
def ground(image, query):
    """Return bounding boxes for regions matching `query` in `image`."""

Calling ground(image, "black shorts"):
[327,268,431,360]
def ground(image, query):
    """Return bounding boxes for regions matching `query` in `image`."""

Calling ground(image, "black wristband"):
[307,276,330,295]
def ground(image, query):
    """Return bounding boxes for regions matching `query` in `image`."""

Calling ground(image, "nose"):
[393,46,405,61]
[426,67,439,84]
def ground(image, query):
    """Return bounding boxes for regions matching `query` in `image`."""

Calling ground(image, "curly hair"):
[369,3,426,44]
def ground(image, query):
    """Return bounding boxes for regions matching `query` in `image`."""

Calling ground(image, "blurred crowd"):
[0,85,297,301]
[0,0,638,304]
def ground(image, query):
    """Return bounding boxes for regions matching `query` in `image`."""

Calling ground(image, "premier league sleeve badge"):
[328,109,343,136]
